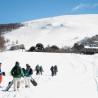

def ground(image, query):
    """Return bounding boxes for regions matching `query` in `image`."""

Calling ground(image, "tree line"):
[0,23,23,34]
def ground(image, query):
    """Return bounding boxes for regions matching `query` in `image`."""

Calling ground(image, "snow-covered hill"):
[4,14,98,49]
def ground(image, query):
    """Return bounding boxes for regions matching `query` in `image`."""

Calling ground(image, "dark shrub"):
[72,43,84,52]
[50,45,59,52]
[28,46,35,52]
[36,43,44,51]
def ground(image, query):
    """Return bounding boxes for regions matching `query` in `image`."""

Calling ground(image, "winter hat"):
[15,61,19,66]
[26,64,30,67]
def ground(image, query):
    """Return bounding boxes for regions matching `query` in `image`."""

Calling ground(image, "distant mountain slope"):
[4,14,98,49]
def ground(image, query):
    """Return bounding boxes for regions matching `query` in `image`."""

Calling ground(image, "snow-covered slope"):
[0,51,98,98]
[4,14,98,49]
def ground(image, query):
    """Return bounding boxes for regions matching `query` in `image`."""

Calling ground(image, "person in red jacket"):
[0,63,5,87]
[0,63,2,84]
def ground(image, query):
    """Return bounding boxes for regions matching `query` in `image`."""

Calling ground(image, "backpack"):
[26,68,33,76]
[29,68,33,75]
[11,66,21,77]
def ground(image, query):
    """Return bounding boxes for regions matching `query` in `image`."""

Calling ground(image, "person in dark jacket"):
[11,61,23,91]
[39,66,44,75]
[35,64,40,75]
[25,64,33,88]
[50,66,54,76]
[54,65,58,76]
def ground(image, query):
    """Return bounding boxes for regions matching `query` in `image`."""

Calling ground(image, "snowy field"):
[0,51,98,98]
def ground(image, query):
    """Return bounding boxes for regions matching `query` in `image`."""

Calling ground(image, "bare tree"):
[0,34,5,51]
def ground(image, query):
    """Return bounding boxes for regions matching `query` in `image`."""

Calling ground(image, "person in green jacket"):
[11,61,23,91]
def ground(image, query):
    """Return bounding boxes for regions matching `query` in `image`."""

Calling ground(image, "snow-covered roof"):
[84,46,98,49]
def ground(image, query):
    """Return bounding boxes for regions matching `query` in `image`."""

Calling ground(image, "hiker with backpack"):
[24,64,33,88]
[35,64,40,75]
[54,65,58,76]
[39,66,44,75]
[50,65,58,76]
[50,66,54,76]
[11,61,23,91]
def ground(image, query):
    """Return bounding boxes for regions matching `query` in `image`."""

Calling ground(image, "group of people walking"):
[35,64,44,75]
[0,61,58,91]
[11,62,33,91]
[50,65,58,76]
